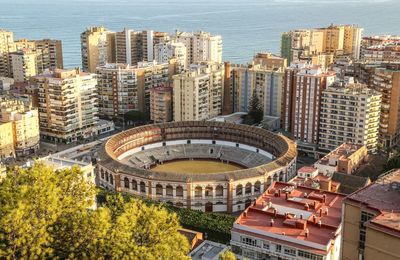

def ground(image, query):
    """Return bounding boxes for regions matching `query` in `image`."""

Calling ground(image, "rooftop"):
[233,182,345,253]
[315,143,365,167]
[346,169,400,236]
[189,240,227,260]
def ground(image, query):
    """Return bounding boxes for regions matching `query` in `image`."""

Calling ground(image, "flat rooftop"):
[233,182,345,253]
[346,169,400,236]
[316,143,364,166]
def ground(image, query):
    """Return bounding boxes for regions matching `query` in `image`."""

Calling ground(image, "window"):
[241,237,257,247]
[275,244,281,253]
[263,243,270,250]
[124,177,130,189]
[166,185,173,196]
[236,184,243,196]
[176,186,183,197]
[195,186,202,197]
[215,185,223,197]
[156,184,163,195]
[361,211,374,223]
[140,181,146,193]
[132,180,137,190]
[298,250,323,260]
[284,247,296,256]
[205,186,213,197]
[245,183,252,194]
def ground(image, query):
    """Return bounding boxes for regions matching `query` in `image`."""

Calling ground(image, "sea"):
[1,0,399,68]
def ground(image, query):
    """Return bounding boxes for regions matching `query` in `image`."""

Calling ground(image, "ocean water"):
[1,0,399,68]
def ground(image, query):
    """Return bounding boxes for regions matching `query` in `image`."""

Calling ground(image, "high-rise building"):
[34,39,63,70]
[0,121,13,159]
[34,68,98,143]
[281,25,363,64]
[15,38,63,70]
[0,96,40,157]
[231,181,345,260]
[115,28,167,66]
[10,49,39,82]
[150,85,172,123]
[0,30,15,77]
[154,41,187,71]
[96,61,174,118]
[81,26,115,73]
[282,62,336,149]
[319,82,381,152]
[371,64,400,148]
[173,31,222,65]
[173,62,224,121]
[231,63,284,119]
[341,169,400,260]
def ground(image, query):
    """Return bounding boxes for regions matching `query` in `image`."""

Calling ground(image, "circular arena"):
[97,121,297,212]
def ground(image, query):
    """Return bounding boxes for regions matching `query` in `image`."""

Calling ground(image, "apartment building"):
[319,82,381,152]
[150,85,172,123]
[96,61,173,118]
[0,30,15,77]
[154,41,187,71]
[173,31,222,65]
[231,181,345,260]
[231,63,284,118]
[115,28,167,65]
[15,38,63,70]
[173,62,224,121]
[281,25,363,64]
[371,63,400,148]
[361,45,400,63]
[34,68,98,143]
[282,62,336,150]
[252,52,287,70]
[9,49,39,82]
[0,122,14,159]
[341,169,400,260]
[81,26,115,73]
[0,96,40,157]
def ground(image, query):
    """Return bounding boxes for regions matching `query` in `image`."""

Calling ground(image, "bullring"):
[97,121,297,212]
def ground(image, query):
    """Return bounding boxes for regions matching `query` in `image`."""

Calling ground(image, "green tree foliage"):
[244,92,264,125]
[384,152,400,171]
[219,250,237,260]
[0,163,190,259]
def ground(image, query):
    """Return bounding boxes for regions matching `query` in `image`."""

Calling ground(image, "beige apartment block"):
[10,49,38,82]
[231,62,284,118]
[319,82,381,152]
[96,61,175,118]
[173,31,222,65]
[34,68,98,143]
[81,26,115,73]
[0,96,40,157]
[342,169,400,260]
[173,62,224,121]
[0,30,15,77]
[154,41,187,71]
[371,64,400,148]
[0,122,14,159]
[150,85,172,123]
[14,38,63,71]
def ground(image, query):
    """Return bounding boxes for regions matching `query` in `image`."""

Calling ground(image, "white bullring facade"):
[97,121,297,212]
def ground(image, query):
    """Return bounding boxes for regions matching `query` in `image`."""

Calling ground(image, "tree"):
[108,198,190,259]
[0,163,190,259]
[220,250,237,260]
[245,92,264,125]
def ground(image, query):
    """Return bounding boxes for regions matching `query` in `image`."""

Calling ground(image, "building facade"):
[34,69,98,143]
[97,61,174,118]
[154,41,187,71]
[231,63,284,119]
[150,85,172,123]
[173,31,222,65]
[0,30,15,77]
[173,62,224,121]
[9,49,38,82]
[319,83,381,152]
[341,169,400,260]
[81,26,115,73]
[0,96,40,157]
[282,63,336,148]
